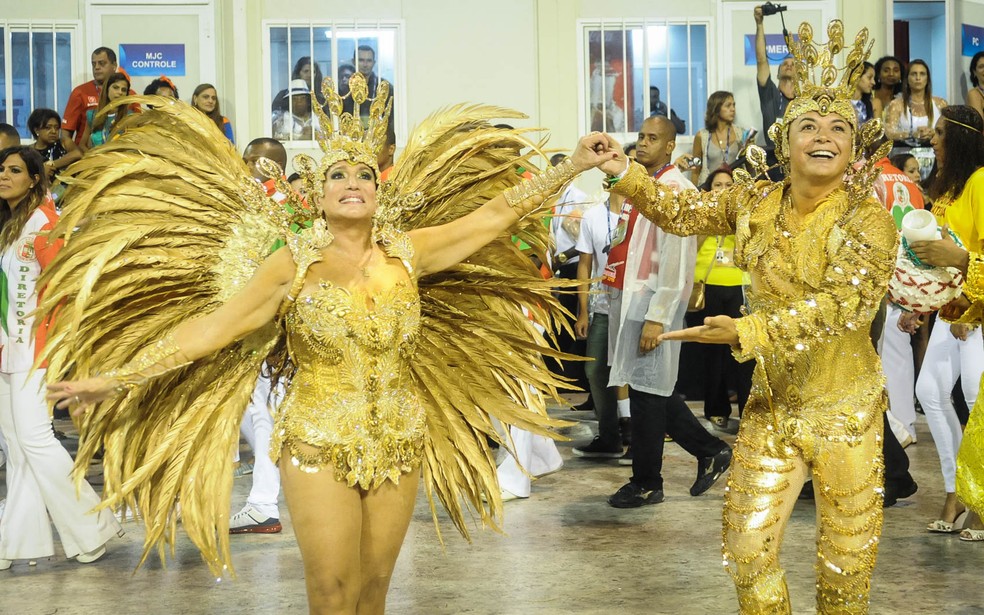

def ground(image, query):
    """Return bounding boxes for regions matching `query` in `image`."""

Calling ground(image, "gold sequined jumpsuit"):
[270,226,426,489]
[612,162,898,614]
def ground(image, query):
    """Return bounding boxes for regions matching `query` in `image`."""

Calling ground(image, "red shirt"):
[62,80,140,144]
[62,81,101,144]
[602,164,674,290]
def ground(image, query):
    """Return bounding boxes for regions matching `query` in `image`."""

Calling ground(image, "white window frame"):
[0,21,83,132]
[576,18,713,143]
[261,20,406,148]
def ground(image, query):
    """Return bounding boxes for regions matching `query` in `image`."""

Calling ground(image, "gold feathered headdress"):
[769,20,887,176]
[292,72,392,198]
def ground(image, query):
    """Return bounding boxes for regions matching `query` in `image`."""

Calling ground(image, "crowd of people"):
[2,6,984,614]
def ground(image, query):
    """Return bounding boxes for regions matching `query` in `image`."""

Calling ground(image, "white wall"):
[9,0,901,179]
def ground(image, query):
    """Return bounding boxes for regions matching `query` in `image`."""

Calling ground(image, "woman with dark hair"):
[966,51,984,118]
[900,105,984,536]
[0,146,121,570]
[26,108,81,190]
[852,61,882,125]
[682,166,753,431]
[690,91,751,185]
[873,55,903,110]
[143,76,179,99]
[79,72,134,151]
[272,56,325,112]
[885,59,948,148]
[191,84,234,144]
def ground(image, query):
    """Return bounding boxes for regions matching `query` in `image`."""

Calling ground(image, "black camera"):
[762,2,787,16]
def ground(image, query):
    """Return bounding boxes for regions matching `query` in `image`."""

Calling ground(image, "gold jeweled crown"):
[292,72,392,198]
[769,20,887,177]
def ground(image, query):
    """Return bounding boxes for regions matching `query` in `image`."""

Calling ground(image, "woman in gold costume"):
[907,105,984,542]
[595,22,897,614]
[39,76,614,613]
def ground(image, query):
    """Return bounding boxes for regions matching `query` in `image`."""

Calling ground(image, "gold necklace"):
[334,245,376,278]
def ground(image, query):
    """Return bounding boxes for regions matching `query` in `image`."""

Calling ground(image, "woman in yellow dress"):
[40,77,615,613]
[907,105,984,542]
[595,22,897,613]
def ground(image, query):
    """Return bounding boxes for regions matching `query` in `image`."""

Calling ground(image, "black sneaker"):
[572,436,623,459]
[691,446,733,496]
[617,446,633,466]
[608,482,664,508]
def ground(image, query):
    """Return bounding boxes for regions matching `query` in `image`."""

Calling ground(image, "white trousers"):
[238,374,282,518]
[915,323,984,492]
[496,426,564,498]
[881,304,917,439]
[0,370,120,559]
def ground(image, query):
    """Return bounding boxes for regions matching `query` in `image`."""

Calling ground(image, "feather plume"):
[35,97,290,575]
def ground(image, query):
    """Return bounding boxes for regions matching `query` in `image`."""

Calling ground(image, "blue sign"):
[119,44,186,77]
[743,34,796,66]
[963,24,984,57]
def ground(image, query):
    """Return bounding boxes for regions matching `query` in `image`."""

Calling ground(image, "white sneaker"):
[229,505,281,534]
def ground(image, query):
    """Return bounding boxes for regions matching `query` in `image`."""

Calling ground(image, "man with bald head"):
[604,114,731,508]
[243,137,288,182]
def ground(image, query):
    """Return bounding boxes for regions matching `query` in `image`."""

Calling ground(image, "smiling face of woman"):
[318,161,377,223]
[787,111,854,183]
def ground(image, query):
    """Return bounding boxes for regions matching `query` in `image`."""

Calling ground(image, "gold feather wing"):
[35,96,290,575]
[380,105,575,539]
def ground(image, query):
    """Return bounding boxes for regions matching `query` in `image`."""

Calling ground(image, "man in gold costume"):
[594,21,897,614]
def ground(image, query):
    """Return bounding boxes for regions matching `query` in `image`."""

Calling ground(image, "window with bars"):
[581,21,708,138]
[0,23,78,139]
[266,22,400,143]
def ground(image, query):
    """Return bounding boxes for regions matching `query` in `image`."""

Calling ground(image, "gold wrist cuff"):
[102,330,191,389]
[503,158,578,209]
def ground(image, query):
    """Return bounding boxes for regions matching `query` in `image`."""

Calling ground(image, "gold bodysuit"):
[271,224,425,489]
[612,162,898,614]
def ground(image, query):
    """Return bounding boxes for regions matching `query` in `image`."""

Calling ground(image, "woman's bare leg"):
[281,458,364,615]
[356,470,420,615]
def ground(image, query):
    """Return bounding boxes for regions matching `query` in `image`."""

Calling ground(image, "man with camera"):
[754,3,793,176]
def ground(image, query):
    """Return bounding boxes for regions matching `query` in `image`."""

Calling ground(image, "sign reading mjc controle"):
[119,44,186,77]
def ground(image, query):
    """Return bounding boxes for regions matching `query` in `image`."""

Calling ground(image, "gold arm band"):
[102,331,192,393]
[503,158,578,211]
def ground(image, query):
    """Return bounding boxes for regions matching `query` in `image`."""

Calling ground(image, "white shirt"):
[0,204,59,373]
[575,201,619,315]
[551,184,590,265]
[607,166,697,395]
